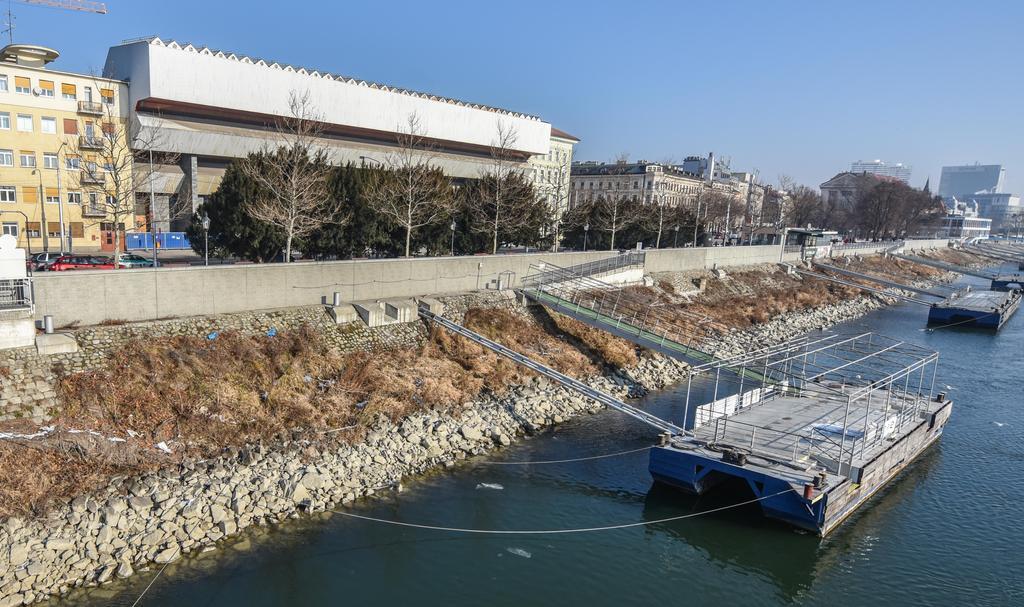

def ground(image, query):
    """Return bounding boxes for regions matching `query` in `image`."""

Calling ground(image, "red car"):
[49,255,116,271]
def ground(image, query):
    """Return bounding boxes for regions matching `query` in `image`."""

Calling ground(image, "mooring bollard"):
[332,292,342,307]
[43,315,54,334]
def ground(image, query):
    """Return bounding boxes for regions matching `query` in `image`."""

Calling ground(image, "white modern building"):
[102,37,567,230]
[938,163,1005,199]
[850,159,912,183]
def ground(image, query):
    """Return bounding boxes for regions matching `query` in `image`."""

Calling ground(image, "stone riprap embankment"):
[0,264,966,605]
[0,348,683,606]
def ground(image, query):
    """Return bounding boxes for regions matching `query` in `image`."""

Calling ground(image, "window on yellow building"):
[0,186,15,203]
[0,112,8,130]
[61,83,77,100]
[0,150,11,166]
[100,88,114,104]
[14,76,30,94]
[47,222,60,237]
[45,187,60,203]
[19,151,35,168]
[1,222,17,237]
[0,75,8,92]
[69,222,84,238]
[43,153,58,169]
[16,114,31,131]
[41,116,56,134]
[38,80,54,97]
[25,222,40,238]
[22,186,38,204]
[63,118,77,135]
[65,155,80,170]
[67,192,81,205]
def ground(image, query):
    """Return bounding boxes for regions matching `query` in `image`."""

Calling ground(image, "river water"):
[54,270,1023,607]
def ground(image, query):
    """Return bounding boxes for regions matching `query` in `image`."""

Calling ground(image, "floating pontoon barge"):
[928,290,1021,330]
[649,333,952,536]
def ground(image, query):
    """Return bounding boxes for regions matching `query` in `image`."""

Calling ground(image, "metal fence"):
[685,332,941,475]
[0,278,32,310]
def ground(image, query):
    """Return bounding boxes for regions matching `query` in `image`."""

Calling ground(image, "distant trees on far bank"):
[781,175,946,240]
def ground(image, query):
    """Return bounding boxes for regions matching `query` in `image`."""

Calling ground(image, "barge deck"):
[928,290,1021,330]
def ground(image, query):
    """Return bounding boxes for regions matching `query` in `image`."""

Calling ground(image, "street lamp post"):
[450,220,456,256]
[583,223,589,252]
[31,169,49,252]
[673,224,680,248]
[201,212,210,266]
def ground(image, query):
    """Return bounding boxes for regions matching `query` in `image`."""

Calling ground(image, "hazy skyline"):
[12,0,1023,192]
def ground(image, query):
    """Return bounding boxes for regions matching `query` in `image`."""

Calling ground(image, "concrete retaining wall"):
[31,240,951,327]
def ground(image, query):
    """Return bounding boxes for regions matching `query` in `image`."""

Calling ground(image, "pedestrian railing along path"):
[419,307,685,436]
[0,278,32,311]
[519,260,771,384]
[520,250,645,288]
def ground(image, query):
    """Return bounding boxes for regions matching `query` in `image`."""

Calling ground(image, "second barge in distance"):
[927,289,1022,330]
[649,333,952,536]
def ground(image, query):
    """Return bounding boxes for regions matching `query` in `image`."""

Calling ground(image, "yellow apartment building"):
[0,43,130,255]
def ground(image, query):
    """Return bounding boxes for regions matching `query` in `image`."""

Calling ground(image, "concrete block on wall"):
[384,299,418,323]
[35,333,79,355]
[353,301,388,327]
[327,304,359,325]
[416,297,444,316]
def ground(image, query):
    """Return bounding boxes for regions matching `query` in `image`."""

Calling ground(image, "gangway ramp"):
[794,267,934,306]
[891,253,995,279]
[418,307,685,436]
[812,262,948,299]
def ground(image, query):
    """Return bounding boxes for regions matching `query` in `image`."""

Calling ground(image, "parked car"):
[49,255,116,271]
[26,251,64,272]
[117,253,154,268]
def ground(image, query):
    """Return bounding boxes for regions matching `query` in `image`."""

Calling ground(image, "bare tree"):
[596,194,637,250]
[69,90,177,268]
[536,151,572,252]
[477,120,525,254]
[364,113,454,257]
[240,91,339,262]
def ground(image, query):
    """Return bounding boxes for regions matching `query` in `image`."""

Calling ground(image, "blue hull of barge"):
[927,305,1004,329]
[648,447,826,533]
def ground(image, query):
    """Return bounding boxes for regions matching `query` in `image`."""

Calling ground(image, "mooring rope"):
[329,488,794,535]
[922,310,1000,332]
[476,445,653,465]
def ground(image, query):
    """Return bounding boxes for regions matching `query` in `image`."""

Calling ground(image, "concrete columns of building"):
[179,154,200,216]
[152,194,172,233]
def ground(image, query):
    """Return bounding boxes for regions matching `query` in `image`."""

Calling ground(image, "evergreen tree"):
[186,158,284,262]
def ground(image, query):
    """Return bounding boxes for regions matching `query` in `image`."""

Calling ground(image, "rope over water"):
[476,445,653,465]
[329,488,794,535]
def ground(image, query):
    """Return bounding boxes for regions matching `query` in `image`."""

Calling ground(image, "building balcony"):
[80,170,105,185]
[77,100,104,115]
[81,204,107,218]
[78,135,104,150]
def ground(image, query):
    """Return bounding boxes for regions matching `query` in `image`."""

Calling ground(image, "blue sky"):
[13,0,1024,192]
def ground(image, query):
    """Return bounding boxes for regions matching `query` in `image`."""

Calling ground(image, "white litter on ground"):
[155,441,173,454]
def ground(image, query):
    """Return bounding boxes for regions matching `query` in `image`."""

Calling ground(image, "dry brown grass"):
[547,312,639,368]
[0,309,607,518]
[688,270,860,329]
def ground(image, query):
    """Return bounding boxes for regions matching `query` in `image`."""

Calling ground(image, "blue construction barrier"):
[125,232,192,251]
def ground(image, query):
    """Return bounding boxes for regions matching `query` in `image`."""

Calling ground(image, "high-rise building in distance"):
[849,159,912,183]
[937,163,1005,198]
